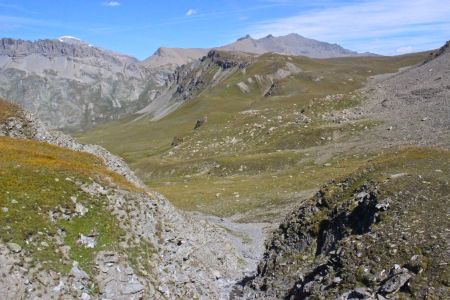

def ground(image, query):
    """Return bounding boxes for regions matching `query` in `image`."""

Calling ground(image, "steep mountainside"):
[0,99,266,299]
[137,50,254,120]
[0,34,374,130]
[0,38,165,131]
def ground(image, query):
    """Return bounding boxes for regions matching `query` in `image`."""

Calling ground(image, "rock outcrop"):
[0,38,165,131]
[235,165,450,299]
[137,50,253,120]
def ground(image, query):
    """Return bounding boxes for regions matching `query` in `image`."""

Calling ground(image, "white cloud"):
[247,0,450,55]
[103,1,121,7]
[186,9,197,16]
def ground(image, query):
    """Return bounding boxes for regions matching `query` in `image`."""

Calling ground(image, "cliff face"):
[0,38,166,131]
[137,50,254,120]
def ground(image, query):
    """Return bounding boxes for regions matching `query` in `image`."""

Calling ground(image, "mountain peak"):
[220,33,364,58]
[237,34,252,41]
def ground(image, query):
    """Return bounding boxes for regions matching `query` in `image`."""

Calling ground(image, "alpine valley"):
[0,32,448,300]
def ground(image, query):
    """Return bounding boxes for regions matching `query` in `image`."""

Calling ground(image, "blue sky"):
[1,0,449,59]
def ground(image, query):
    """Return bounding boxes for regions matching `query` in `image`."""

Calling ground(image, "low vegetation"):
[78,51,429,221]
[0,137,134,275]
[239,146,450,298]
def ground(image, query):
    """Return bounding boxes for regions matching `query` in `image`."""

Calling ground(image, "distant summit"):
[141,47,209,69]
[237,34,253,41]
[220,33,365,58]
[142,33,374,71]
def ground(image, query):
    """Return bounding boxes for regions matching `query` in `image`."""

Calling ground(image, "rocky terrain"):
[235,157,449,299]
[0,37,166,131]
[0,34,373,132]
[137,50,254,120]
[0,99,268,299]
[232,41,450,299]
[360,41,450,148]
[78,39,449,299]
[1,33,449,300]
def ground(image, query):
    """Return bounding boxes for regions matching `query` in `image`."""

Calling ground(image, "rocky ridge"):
[220,33,369,58]
[140,33,373,72]
[137,50,254,120]
[0,38,165,131]
[235,163,450,299]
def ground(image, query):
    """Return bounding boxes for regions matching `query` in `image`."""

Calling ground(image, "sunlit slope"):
[79,52,427,160]
[0,135,144,276]
[78,52,429,220]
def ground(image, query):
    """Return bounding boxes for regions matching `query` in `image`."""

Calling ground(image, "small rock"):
[2,207,8,213]
[390,173,407,179]
[171,136,183,147]
[75,203,88,216]
[71,265,89,280]
[78,234,96,248]
[194,116,208,130]
[343,287,373,299]
[333,277,342,283]
[375,198,391,211]
[7,242,22,253]
[52,280,65,292]
[122,283,145,295]
[212,270,222,279]
[379,268,412,295]
[81,293,91,300]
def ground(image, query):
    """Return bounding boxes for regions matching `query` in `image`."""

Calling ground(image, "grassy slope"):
[77,52,430,221]
[0,99,21,121]
[0,132,140,275]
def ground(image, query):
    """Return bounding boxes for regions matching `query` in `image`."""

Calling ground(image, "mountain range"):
[143,33,372,70]
[0,28,449,300]
[0,34,372,130]
[78,39,449,299]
